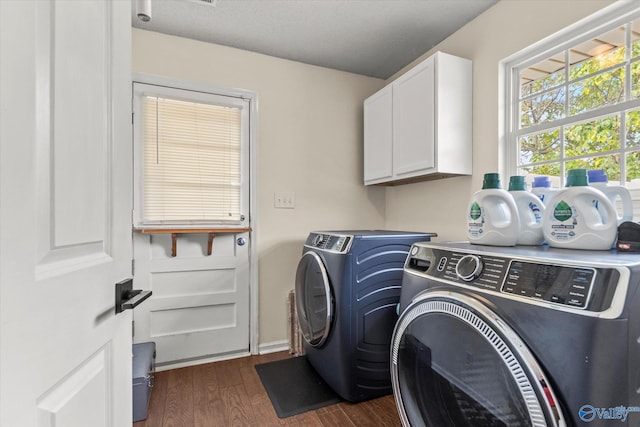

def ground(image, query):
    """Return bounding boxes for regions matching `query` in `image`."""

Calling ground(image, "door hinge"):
[131,259,135,276]
[132,320,135,338]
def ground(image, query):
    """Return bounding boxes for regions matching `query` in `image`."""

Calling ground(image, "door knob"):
[115,278,152,314]
[237,237,246,246]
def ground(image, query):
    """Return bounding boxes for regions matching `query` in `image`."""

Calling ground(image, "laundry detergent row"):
[466,173,544,247]
[467,170,625,250]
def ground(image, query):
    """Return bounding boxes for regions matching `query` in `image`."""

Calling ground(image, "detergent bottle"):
[531,175,559,205]
[508,176,544,245]
[587,169,633,224]
[467,173,520,246]
[542,169,618,250]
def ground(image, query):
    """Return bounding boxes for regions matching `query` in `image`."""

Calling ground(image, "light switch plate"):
[274,192,295,209]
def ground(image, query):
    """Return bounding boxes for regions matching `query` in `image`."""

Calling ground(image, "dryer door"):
[295,251,333,347]
[391,291,565,427]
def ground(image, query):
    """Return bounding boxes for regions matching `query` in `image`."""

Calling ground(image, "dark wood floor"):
[133,351,401,427]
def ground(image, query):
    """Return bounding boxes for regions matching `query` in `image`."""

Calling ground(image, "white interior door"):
[0,1,133,426]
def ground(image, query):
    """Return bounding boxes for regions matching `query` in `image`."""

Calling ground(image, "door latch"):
[115,278,152,314]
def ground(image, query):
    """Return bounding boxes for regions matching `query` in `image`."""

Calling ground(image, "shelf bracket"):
[171,233,178,257]
[207,232,215,256]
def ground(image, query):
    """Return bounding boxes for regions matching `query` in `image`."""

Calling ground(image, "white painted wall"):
[384,0,614,240]
[132,29,386,346]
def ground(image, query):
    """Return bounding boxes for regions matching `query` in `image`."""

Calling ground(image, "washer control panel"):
[502,260,594,308]
[405,245,620,312]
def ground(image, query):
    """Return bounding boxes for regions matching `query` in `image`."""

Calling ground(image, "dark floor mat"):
[255,356,342,418]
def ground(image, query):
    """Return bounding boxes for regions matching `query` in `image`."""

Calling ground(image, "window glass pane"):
[520,88,565,128]
[569,33,625,81]
[631,62,640,98]
[519,129,561,164]
[565,115,620,156]
[568,66,625,115]
[626,150,640,181]
[519,166,561,183]
[564,154,621,181]
[520,56,565,98]
[626,109,640,148]
[632,20,640,59]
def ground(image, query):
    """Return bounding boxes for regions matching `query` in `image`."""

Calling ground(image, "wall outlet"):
[274,192,295,209]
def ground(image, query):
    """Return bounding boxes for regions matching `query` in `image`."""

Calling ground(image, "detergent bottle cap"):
[482,173,501,189]
[532,176,552,188]
[508,176,527,191]
[587,169,609,184]
[566,169,589,187]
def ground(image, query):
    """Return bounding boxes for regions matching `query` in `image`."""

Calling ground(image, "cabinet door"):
[364,86,393,184]
[393,58,435,178]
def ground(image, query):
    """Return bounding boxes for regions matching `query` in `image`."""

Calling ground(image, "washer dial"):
[456,255,483,281]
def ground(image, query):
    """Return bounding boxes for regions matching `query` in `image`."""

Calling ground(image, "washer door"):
[295,251,333,347]
[391,291,565,427]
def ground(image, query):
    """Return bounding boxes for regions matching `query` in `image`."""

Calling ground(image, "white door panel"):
[1,1,132,426]
[134,232,251,367]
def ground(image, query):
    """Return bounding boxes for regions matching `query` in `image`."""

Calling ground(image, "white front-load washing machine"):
[391,242,640,427]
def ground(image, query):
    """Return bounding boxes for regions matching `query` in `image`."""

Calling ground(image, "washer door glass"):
[391,292,563,427]
[295,251,333,347]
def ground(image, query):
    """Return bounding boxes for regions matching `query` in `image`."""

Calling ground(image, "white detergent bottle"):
[531,175,559,205]
[467,173,520,246]
[508,176,545,245]
[543,169,618,250]
[587,169,633,224]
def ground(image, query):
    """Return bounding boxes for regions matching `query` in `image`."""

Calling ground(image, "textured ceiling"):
[132,0,498,79]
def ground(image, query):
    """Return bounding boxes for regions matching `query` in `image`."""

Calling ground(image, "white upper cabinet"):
[364,51,472,186]
[363,85,393,183]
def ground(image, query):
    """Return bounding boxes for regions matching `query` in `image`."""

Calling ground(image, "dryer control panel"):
[405,245,620,313]
[305,232,352,253]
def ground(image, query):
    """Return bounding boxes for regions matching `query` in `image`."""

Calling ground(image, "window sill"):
[133,227,251,257]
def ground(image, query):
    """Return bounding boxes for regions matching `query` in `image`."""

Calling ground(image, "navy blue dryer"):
[295,230,435,402]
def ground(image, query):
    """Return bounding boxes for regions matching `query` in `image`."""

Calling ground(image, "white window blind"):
[141,95,242,224]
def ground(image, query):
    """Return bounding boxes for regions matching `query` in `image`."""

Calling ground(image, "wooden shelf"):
[134,227,251,257]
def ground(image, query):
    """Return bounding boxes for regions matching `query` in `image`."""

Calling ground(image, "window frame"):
[132,74,255,230]
[503,2,640,185]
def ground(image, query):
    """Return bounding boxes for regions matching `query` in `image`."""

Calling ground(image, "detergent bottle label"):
[553,200,573,221]
[549,200,576,241]
[468,201,484,237]
[529,201,542,222]
[470,202,481,220]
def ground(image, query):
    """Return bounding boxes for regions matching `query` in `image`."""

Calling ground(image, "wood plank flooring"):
[133,351,401,427]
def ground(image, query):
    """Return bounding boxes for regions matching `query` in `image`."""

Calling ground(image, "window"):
[133,81,251,228]
[504,3,640,218]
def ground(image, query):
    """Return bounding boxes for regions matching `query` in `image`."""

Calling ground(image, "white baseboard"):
[153,340,291,372]
[155,351,251,372]
[257,340,289,355]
